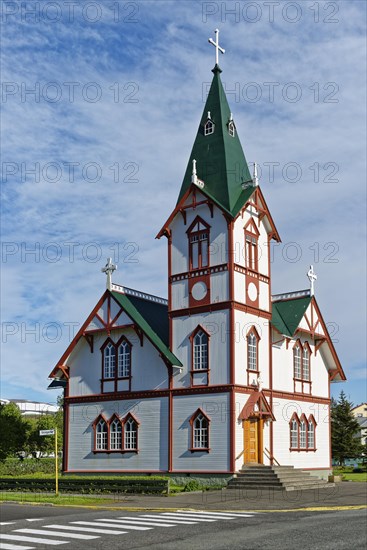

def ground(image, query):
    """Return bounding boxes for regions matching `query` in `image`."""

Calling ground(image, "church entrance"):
[243,418,263,464]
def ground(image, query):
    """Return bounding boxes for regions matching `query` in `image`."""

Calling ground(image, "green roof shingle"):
[271,296,311,337]
[111,291,182,367]
[177,66,253,217]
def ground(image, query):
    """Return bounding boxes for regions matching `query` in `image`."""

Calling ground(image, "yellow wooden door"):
[244,419,259,463]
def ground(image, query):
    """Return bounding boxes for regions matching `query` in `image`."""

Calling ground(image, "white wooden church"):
[49,32,345,480]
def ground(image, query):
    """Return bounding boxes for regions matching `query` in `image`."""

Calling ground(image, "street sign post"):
[39,428,58,496]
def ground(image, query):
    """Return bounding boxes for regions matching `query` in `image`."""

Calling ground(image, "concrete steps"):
[227,465,333,492]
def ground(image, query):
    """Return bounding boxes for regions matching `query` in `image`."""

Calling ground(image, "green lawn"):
[340,472,367,482]
[333,467,367,482]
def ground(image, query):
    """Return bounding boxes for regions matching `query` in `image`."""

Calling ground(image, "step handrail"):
[235,449,245,460]
[264,447,280,466]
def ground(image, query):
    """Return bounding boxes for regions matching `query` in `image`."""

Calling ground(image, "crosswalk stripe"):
[0,534,67,545]
[0,523,15,526]
[73,521,151,531]
[177,511,255,517]
[44,525,126,535]
[15,529,99,540]
[168,512,235,520]
[161,513,216,522]
[141,515,199,524]
[0,543,35,550]
[116,517,175,528]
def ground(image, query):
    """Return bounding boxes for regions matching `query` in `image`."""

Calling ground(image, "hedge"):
[0,477,169,494]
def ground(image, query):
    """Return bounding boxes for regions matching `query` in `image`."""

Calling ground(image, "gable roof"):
[177,66,253,217]
[272,295,312,337]
[271,292,346,381]
[49,289,182,379]
[111,291,181,366]
[238,391,275,421]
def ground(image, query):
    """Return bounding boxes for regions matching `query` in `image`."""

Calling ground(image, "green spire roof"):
[177,66,253,217]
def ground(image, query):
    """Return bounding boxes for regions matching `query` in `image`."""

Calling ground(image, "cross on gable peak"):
[101,257,117,291]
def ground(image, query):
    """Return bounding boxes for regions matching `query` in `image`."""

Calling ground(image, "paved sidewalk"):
[94,482,367,511]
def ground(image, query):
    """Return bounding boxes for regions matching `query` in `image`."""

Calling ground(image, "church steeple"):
[177,59,253,217]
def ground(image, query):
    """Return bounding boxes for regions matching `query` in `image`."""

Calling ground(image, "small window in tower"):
[204,119,214,136]
[228,120,235,137]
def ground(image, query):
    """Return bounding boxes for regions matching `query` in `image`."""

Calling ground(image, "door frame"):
[243,417,264,464]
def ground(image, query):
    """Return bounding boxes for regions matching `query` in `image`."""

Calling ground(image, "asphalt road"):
[0,504,366,550]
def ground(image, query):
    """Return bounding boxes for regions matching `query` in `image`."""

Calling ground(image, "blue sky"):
[1,0,366,407]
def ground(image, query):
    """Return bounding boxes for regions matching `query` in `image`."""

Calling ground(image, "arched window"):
[193,329,208,371]
[293,345,301,379]
[118,340,131,378]
[247,331,258,371]
[188,217,210,270]
[290,417,299,449]
[96,418,108,450]
[190,410,210,450]
[244,219,259,272]
[303,346,310,381]
[308,415,316,450]
[204,117,214,136]
[104,342,116,379]
[300,418,307,449]
[290,413,316,451]
[228,120,235,137]
[109,417,122,450]
[124,416,138,450]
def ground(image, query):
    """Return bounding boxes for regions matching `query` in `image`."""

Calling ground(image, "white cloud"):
[1,0,366,401]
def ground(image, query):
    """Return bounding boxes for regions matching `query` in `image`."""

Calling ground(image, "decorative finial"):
[191,159,204,189]
[101,257,117,291]
[253,162,259,187]
[207,111,211,119]
[307,265,317,296]
[208,29,225,68]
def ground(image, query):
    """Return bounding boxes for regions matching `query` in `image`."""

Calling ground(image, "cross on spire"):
[253,162,259,187]
[307,265,317,296]
[208,29,225,68]
[102,257,117,291]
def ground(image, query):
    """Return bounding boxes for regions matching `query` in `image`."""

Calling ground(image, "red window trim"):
[246,326,261,385]
[187,216,211,271]
[293,340,312,393]
[289,412,317,452]
[189,408,211,452]
[190,325,210,387]
[100,336,133,393]
[92,412,139,454]
[244,218,260,273]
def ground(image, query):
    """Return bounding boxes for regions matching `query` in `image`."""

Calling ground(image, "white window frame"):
[300,420,307,449]
[193,330,208,371]
[109,418,122,450]
[290,419,299,449]
[247,332,257,371]
[118,341,131,378]
[228,120,235,137]
[293,346,301,379]
[96,419,108,450]
[124,417,137,450]
[308,421,315,449]
[104,342,116,379]
[193,413,209,449]
[303,347,310,381]
[204,119,214,136]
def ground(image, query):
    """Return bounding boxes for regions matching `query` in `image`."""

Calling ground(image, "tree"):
[0,402,27,460]
[331,391,363,466]
[27,414,62,456]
